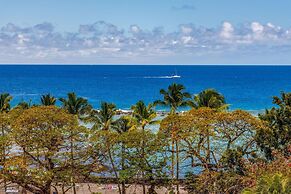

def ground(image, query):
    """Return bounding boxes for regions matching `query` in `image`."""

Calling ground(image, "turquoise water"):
[0,65,290,112]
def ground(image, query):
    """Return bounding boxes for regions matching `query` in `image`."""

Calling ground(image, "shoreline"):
[115,108,264,116]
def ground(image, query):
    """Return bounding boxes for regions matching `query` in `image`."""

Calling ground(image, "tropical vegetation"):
[0,85,290,194]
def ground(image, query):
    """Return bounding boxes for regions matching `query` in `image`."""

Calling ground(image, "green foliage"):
[185,171,247,194]
[154,83,192,114]
[40,93,56,106]
[160,108,260,172]
[1,106,91,194]
[0,90,289,194]
[85,101,116,130]
[16,101,32,109]
[0,93,12,113]
[119,128,168,181]
[192,88,229,110]
[220,148,246,175]
[131,100,159,128]
[60,92,92,116]
[15,99,39,109]
[243,173,291,194]
[113,116,134,134]
[257,92,291,160]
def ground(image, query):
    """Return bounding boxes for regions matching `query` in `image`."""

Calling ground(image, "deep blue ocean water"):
[0,65,290,112]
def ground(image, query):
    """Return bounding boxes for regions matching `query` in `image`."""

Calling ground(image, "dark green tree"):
[86,102,122,194]
[59,92,92,116]
[243,173,291,194]
[131,101,158,130]
[154,83,192,114]
[192,88,229,110]
[113,116,134,194]
[257,92,291,160]
[0,93,12,113]
[86,102,117,131]
[131,100,159,194]
[16,99,34,110]
[59,93,92,194]
[154,84,191,193]
[40,94,56,106]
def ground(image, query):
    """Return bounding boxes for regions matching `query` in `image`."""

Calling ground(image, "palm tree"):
[0,93,12,113]
[41,94,56,106]
[113,116,133,134]
[192,89,228,110]
[86,102,122,194]
[191,89,228,178]
[154,83,192,114]
[113,116,134,194]
[131,100,158,130]
[154,83,191,193]
[86,102,117,131]
[131,100,159,194]
[16,100,32,109]
[59,92,92,116]
[59,92,91,194]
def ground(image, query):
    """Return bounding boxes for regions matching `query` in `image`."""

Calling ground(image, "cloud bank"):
[1,21,291,64]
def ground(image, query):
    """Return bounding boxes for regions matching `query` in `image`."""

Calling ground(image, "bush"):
[243,173,291,194]
[184,171,247,194]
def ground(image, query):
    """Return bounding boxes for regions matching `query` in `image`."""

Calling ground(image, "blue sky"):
[1,0,291,64]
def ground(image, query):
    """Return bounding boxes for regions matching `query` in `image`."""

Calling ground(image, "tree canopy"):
[0,88,289,194]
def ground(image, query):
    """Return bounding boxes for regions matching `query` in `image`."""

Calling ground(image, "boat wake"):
[12,93,40,97]
[143,75,181,79]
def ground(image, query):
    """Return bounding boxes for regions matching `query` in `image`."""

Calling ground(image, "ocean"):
[0,65,290,113]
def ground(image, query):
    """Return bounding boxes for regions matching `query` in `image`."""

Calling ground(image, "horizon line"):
[0,63,291,66]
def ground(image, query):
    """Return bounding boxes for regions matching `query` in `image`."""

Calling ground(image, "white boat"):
[170,69,181,78]
[171,75,181,78]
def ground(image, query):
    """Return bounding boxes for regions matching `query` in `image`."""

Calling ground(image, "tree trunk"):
[171,137,175,192]
[142,183,146,194]
[1,127,7,193]
[147,172,156,194]
[122,182,126,194]
[43,182,53,194]
[51,185,58,194]
[121,145,126,194]
[176,140,180,194]
[42,189,51,194]
[207,130,211,166]
[148,184,157,194]
[70,134,76,194]
[107,144,122,194]
[62,185,65,194]
[72,182,76,194]
[141,126,146,194]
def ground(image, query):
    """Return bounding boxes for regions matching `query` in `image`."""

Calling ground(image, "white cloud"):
[180,25,193,35]
[251,22,264,33]
[130,25,141,34]
[267,22,275,29]
[220,22,234,39]
[0,21,291,64]
[181,36,196,44]
[250,22,265,40]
